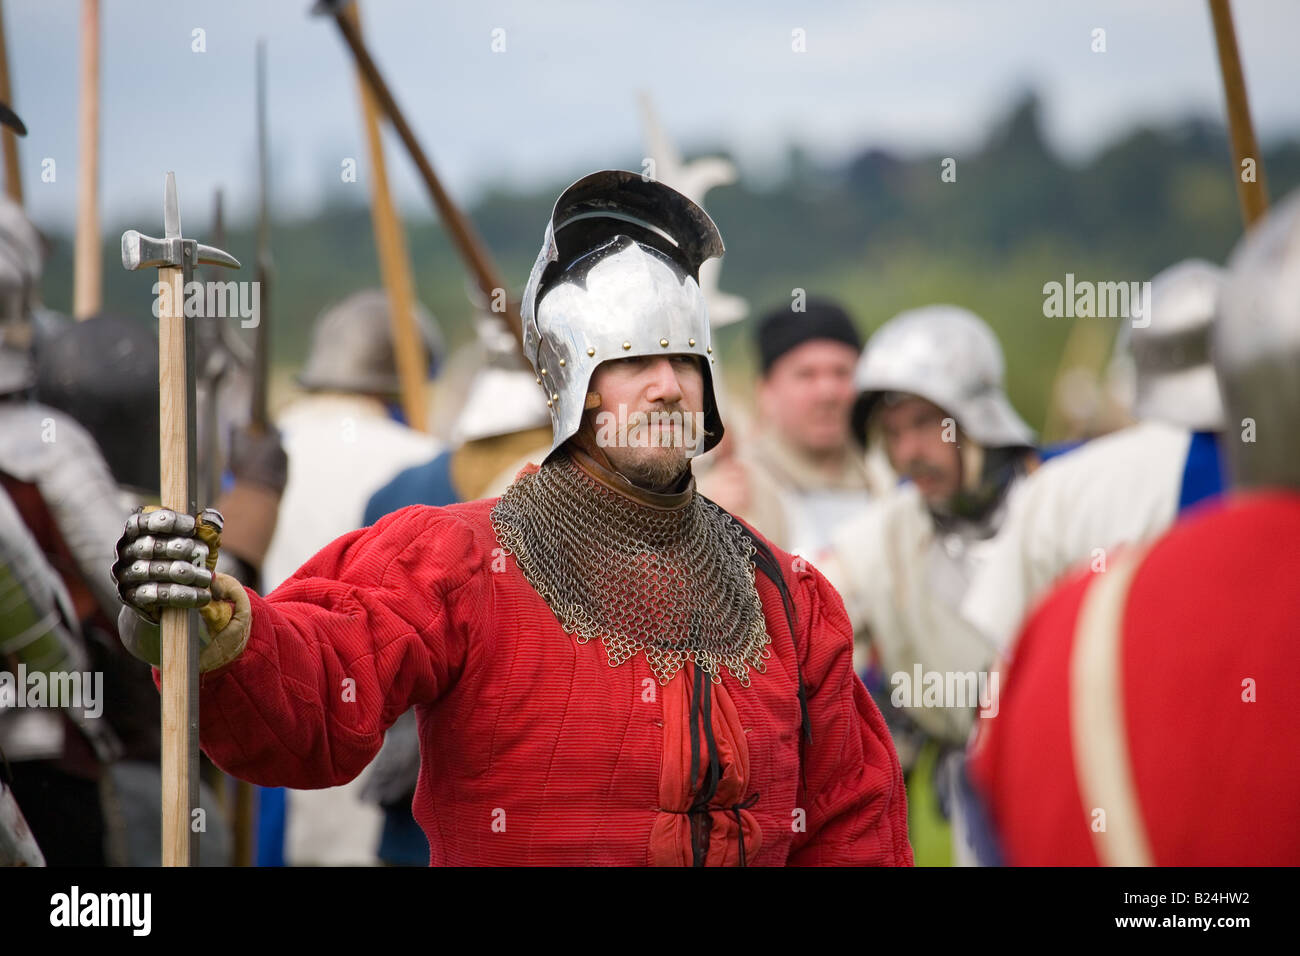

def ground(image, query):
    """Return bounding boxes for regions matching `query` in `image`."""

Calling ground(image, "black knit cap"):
[756,297,863,374]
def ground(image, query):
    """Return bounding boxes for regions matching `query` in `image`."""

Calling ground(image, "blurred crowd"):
[3,149,1298,864]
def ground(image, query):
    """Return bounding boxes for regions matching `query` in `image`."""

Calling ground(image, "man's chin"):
[914,478,958,511]
[609,448,691,491]
[789,424,850,454]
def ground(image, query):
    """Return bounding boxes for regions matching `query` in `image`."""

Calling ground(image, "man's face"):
[757,339,859,454]
[875,394,962,506]
[586,353,707,490]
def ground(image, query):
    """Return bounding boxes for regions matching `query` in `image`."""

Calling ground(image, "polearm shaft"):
[251,38,272,432]
[1208,0,1269,228]
[202,189,225,507]
[0,0,22,205]
[122,173,240,866]
[346,4,428,432]
[324,5,524,352]
[73,0,101,318]
[157,247,199,866]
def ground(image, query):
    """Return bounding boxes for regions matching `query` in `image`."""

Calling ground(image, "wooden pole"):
[232,779,254,866]
[329,7,524,353]
[157,263,198,866]
[0,0,22,206]
[347,3,428,432]
[250,38,272,432]
[73,0,101,319]
[1208,0,1269,228]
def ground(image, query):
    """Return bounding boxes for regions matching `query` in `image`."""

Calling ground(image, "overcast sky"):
[9,0,1300,232]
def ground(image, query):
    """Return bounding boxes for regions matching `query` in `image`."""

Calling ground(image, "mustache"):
[623,404,696,449]
[626,401,689,418]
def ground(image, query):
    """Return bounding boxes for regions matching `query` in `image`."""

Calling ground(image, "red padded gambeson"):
[193,497,912,865]
[970,491,1300,865]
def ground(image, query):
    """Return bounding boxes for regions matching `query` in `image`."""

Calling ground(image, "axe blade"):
[196,243,240,270]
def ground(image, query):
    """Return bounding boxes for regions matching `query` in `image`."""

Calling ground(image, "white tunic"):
[818,481,1013,747]
[960,420,1193,653]
[262,394,442,591]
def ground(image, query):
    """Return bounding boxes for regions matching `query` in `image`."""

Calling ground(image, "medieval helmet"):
[296,288,444,396]
[1108,259,1225,431]
[1214,189,1300,490]
[0,194,45,395]
[451,315,552,445]
[851,305,1035,450]
[520,170,726,462]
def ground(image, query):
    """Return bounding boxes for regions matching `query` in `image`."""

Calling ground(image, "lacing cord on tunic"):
[688,661,721,867]
[687,661,762,867]
[730,791,760,867]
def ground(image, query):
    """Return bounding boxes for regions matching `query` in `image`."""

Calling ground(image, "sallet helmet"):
[520,170,726,462]
[851,304,1035,450]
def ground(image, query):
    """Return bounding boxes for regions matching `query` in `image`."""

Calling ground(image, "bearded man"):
[817,306,1037,864]
[110,171,911,867]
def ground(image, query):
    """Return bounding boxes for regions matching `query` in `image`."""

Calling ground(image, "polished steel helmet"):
[520,170,725,461]
[452,315,552,444]
[1214,189,1300,490]
[296,288,444,396]
[1109,259,1225,431]
[851,304,1035,450]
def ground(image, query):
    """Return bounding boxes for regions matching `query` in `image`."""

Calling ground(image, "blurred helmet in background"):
[296,288,445,397]
[1107,259,1225,432]
[0,195,45,396]
[851,304,1035,451]
[1214,190,1300,490]
[451,314,551,445]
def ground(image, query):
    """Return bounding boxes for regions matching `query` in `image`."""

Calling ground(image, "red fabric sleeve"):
[193,505,483,789]
[787,569,913,866]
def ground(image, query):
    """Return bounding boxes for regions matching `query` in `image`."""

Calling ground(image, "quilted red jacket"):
[969,491,1300,865]
[194,495,912,866]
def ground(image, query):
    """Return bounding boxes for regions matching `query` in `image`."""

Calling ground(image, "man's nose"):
[644,357,685,404]
[893,425,927,464]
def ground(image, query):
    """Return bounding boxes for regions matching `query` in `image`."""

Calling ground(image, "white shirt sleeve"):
[962,421,1191,651]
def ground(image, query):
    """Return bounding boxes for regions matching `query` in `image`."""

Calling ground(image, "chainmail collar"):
[490,447,772,686]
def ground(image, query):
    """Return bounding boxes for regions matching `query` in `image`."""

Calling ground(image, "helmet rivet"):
[587,347,596,357]
[688,338,696,347]
[546,399,553,408]
[551,392,558,401]
[622,341,631,350]
[541,368,547,376]
[659,338,669,348]
[535,377,541,385]
[558,358,566,367]
[706,346,712,354]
